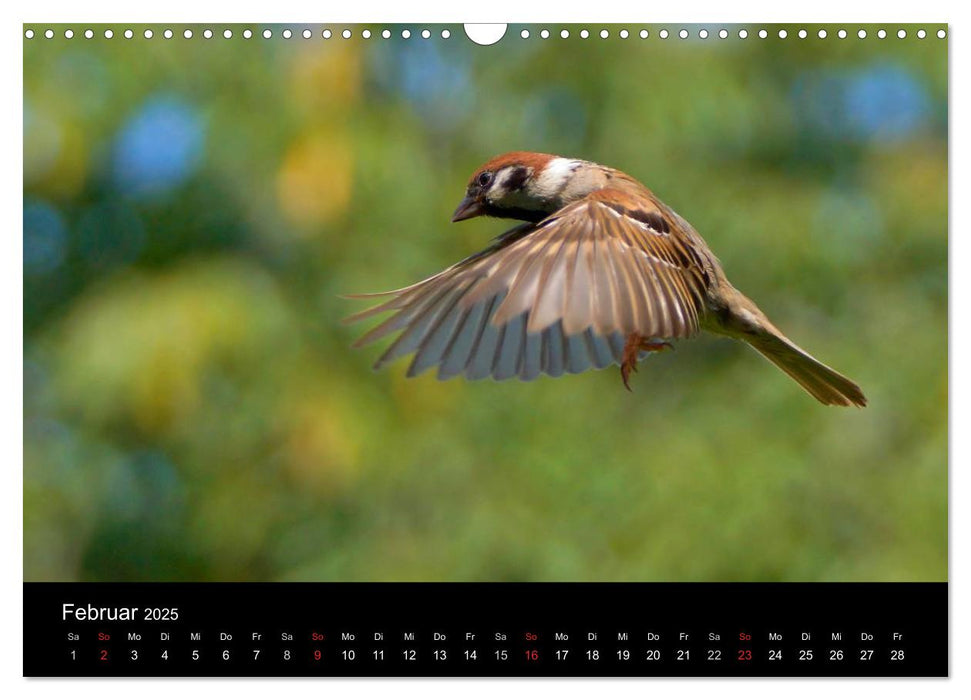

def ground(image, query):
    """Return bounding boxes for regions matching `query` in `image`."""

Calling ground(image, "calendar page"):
[22,20,948,678]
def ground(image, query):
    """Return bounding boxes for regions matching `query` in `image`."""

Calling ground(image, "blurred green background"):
[24,24,947,582]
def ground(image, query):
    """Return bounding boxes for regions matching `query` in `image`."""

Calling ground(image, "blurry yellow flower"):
[281,394,361,496]
[276,129,353,231]
[289,45,360,118]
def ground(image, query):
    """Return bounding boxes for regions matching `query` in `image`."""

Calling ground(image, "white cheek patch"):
[532,158,578,200]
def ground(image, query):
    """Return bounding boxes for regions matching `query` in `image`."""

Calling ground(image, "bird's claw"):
[619,334,673,391]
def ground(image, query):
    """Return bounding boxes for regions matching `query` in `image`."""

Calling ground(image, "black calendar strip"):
[24,582,947,677]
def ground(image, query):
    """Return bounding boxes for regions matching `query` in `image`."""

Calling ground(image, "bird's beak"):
[451,195,486,222]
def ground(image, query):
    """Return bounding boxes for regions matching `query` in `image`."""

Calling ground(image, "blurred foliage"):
[24,24,946,582]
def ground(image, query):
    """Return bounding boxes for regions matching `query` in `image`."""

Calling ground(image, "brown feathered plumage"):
[345,152,866,407]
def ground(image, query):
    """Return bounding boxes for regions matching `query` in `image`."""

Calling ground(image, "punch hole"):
[343,29,352,39]
[937,29,946,38]
[25,28,34,39]
[877,29,886,39]
[143,29,153,39]
[917,29,926,39]
[441,29,451,39]
[540,29,550,39]
[897,29,906,39]
[283,29,293,39]
[580,29,589,39]
[204,29,213,39]
[105,29,113,38]
[738,29,747,39]
[124,29,133,39]
[163,29,173,39]
[65,29,74,39]
[263,29,272,39]
[381,29,390,39]
[659,29,669,39]
[837,29,847,39]
[520,29,529,39]
[421,29,430,39]
[464,24,507,46]
[758,29,767,39]
[183,29,192,39]
[798,29,807,39]
[679,29,688,39]
[362,29,372,39]
[560,29,569,39]
[718,29,727,39]
[698,29,708,39]
[620,29,629,39]
[778,29,787,39]
[303,29,312,39]
[641,30,650,39]
[600,29,609,39]
[818,29,827,39]
[224,29,233,39]
[857,29,866,39]
[243,29,252,39]
[400,29,409,39]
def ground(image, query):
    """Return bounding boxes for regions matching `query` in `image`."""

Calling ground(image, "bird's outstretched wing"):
[344,190,710,381]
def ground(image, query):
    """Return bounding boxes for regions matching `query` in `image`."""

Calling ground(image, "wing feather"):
[493,312,525,380]
[585,328,615,369]
[526,228,573,333]
[565,331,591,374]
[465,294,505,380]
[373,284,458,368]
[347,188,710,381]
[406,285,470,377]
[520,327,543,381]
[563,228,594,335]
[542,323,566,377]
[436,297,485,380]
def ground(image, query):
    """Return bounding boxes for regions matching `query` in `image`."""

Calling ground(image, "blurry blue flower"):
[792,63,931,144]
[845,65,931,141]
[23,199,67,274]
[112,96,205,198]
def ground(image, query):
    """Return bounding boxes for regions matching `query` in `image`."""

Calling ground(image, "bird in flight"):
[345,151,866,407]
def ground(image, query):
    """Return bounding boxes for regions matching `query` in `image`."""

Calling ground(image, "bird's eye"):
[477,171,493,188]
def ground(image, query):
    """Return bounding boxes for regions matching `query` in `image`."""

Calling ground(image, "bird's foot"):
[620,334,673,391]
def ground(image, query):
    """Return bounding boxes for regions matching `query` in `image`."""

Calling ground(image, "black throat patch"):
[482,203,549,223]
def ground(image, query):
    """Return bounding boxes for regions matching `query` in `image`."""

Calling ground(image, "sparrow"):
[345,151,866,407]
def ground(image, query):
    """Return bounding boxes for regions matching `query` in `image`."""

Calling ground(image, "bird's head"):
[451,151,600,224]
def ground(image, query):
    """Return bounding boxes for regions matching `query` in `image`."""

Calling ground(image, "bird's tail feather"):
[746,332,867,407]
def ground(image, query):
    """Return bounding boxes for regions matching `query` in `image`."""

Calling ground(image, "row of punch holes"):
[24,26,947,42]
